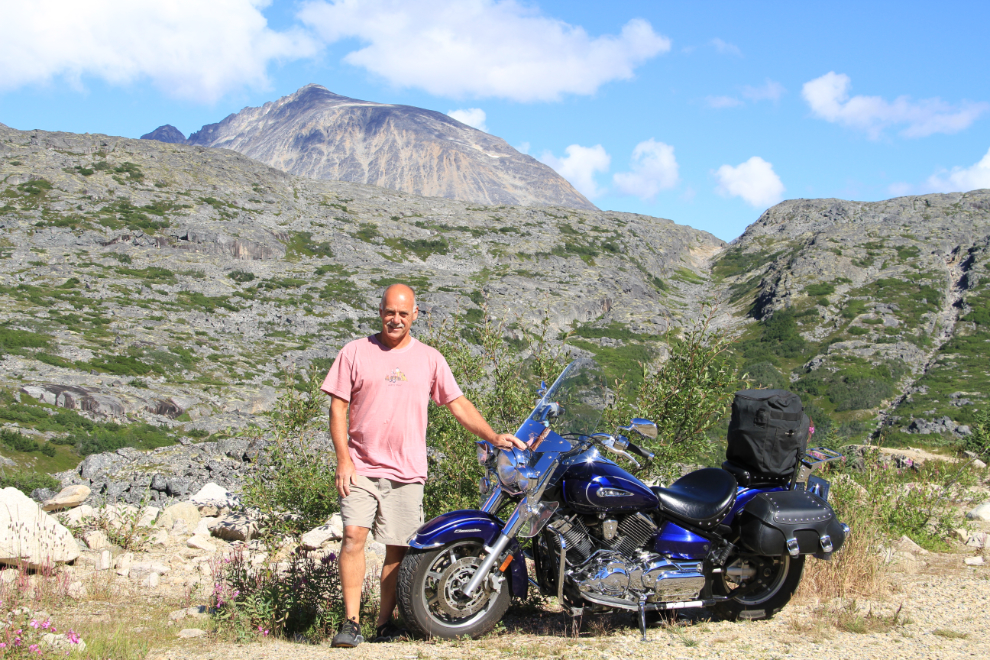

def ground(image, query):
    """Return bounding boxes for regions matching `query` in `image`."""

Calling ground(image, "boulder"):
[211,513,257,542]
[301,514,344,550]
[186,535,215,552]
[190,482,239,509]
[0,487,80,567]
[42,485,92,512]
[893,535,928,555]
[964,556,985,566]
[177,628,207,638]
[966,502,990,521]
[158,502,201,530]
[62,504,96,526]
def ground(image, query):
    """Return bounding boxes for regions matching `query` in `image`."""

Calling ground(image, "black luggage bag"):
[725,389,810,480]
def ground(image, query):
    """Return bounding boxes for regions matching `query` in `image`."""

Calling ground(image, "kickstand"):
[569,607,583,638]
[638,597,648,642]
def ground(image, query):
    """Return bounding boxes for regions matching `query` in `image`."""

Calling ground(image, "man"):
[322,283,525,647]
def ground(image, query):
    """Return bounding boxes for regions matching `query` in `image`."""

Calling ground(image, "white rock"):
[0,487,81,568]
[158,502,201,530]
[144,572,160,588]
[186,535,215,552]
[63,505,96,526]
[96,550,112,571]
[83,530,110,551]
[211,513,256,542]
[893,535,928,555]
[137,507,160,527]
[967,502,990,521]
[41,632,86,653]
[328,512,343,536]
[42,485,91,512]
[367,541,386,558]
[954,528,970,543]
[967,531,989,548]
[193,517,217,537]
[190,483,239,508]
[964,556,985,566]
[301,522,342,550]
[186,605,210,618]
[67,580,85,599]
[168,609,188,621]
[130,561,170,577]
[177,628,207,638]
[974,459,988,469]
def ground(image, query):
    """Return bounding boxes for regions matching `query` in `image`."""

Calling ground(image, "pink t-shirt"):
[321,335,463,484]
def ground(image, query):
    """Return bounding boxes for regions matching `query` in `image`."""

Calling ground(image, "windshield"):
[528,358,606,438]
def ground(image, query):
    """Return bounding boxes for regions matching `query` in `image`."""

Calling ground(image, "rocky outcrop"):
[178,84,596,210]
[140,125,186,144]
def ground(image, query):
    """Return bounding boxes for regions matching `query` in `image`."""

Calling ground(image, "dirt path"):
[147,552,989,660]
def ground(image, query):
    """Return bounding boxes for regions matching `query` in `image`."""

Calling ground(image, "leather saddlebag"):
[738,489,846,557]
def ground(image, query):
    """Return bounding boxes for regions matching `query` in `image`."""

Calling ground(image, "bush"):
[0,469,59,495]
[212,550,345,643]
[240,372,337,542]
[964,409,990,460]
[227,269,256,283]
[634,303,737,483]
[804,283,835,297]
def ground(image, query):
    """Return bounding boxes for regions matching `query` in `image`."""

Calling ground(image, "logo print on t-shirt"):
[385,368,408,384]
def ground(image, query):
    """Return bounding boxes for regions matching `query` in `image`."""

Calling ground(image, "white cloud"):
[802,71,989,139]
[706,95,742,109]
[298,0,670,101]
[711,38,741,57]
[540,144,611,199]
[925,147,990,192]
[0,0,318,103]
[613,139,679,200]
[516,141,531,155]
[714,156,785,207]
[447,108,487,131]
[742,79,785,103]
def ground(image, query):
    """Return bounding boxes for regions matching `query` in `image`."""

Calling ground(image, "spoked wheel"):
[397,540,511,639]
[712,554,805,621]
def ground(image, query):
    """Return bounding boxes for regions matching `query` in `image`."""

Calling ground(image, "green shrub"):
[848,326,869,336]
[842,299,868,319]
[964,409,990,460]
[635,304,737,483]
[0,470,59,496]
[804,283,835,297]
[228,270,256,283]
[0,326,50,354]
[740,361,787,389]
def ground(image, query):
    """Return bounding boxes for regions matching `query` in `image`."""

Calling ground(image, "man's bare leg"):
[340,525,370,622]
[377,545,409,627]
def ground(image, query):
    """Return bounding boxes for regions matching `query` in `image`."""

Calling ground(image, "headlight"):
[496,448,537,494]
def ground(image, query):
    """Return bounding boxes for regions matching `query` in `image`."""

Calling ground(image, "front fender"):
[409,509,528,599]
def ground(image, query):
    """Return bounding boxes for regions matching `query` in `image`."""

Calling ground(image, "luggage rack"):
[793,446,844,496]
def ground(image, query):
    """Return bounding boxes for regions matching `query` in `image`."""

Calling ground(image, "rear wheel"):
[396,540,511,639]
[712,554,804,621]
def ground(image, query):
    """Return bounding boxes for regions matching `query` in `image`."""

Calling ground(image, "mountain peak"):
[140,124,186,144]
[180,85,594,210]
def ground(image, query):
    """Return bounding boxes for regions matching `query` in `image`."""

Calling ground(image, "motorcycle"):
[396,359,848,640]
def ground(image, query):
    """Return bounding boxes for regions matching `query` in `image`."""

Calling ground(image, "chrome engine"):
[570,551,705,607]
[545,511,707,608]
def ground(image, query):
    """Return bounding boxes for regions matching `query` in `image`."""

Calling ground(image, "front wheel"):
[396,540,511,639]
[711,554,804,621]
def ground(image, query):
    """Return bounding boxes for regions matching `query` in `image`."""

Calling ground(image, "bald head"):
[377,283,418,349]
[379,283,416,311]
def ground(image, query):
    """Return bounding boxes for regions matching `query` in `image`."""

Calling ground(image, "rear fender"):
[408,509,528,598]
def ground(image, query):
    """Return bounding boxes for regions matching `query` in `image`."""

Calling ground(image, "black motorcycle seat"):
[651,468,737,529]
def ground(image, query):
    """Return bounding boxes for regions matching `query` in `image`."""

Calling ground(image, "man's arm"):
[330,394,358,497]
[445,395,527,450]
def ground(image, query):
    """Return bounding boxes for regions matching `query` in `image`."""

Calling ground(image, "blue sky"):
[2,1,989,241]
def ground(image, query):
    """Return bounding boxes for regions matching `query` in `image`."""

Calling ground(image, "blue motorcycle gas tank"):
[561,458,659,514]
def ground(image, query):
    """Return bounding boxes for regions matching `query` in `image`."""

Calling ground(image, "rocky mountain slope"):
[0,122,719,496]
[145,84,595,210]
[711,193,990,444]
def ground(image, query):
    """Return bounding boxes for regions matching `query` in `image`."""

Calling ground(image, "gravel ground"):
[147,553,989,660]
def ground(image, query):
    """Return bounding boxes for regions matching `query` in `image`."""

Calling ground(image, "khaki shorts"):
[340,474,425,546]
